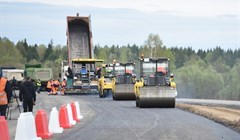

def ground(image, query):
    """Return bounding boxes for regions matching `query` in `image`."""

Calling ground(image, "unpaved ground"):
[176,103,240,133]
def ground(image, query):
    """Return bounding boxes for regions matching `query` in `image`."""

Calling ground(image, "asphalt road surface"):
[8,91,240,140]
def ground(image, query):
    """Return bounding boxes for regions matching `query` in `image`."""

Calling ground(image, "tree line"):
[0,34,239,100]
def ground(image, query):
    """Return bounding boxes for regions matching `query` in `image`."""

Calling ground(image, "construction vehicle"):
[66,13,93,66]
[134,56,177,108]
[0,67,24,89]
[98,64,115,98]
[65,58,103,94]
[24,64,53,90]
[60,60,69,82]
[112,62,136,100]
[63,13,103,94]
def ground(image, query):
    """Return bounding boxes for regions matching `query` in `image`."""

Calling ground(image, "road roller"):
[134,57,177,108]
[98,64,115,98]
[112,62,136,100]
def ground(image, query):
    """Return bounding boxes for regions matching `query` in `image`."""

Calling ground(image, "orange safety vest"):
[0,78,8,105]
[61,81,66,87]
[47,81,52,88]
[54,80,60,87]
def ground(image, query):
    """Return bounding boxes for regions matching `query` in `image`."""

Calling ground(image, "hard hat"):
[170,73,174,77]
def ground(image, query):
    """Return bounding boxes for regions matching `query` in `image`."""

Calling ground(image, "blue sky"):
[0,0,239,50]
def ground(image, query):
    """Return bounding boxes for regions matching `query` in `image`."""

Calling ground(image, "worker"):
[67,67,73,78]
[52,79,60,95]
[170,73,174,80]
[35,79,41,94]
[47,79,52,95]
[80,66,87,75]
[11,76,18,89]
[96,66,101,78]
[131,73,137,83]
[61,79,67,95]
[0,71,12,118]
[170,73,176,88]
[19,76,36,112]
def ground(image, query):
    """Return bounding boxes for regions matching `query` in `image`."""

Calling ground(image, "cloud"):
[3,0,238,17]
[1,1,239,50]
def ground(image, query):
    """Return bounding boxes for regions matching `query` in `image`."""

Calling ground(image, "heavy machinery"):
[0,67,24,89]
[98,64,115,98]
[66,13,93,67]
[63,13,103,94]
[112,62,136,100]
[24,64,53,90]
[65,58,103,94]
[134,57,177,108]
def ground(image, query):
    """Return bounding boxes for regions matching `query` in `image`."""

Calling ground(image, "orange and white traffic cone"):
[71,102,80,122]
[59,105,72,129]
[0,116,10,140]
[35,110,53,139]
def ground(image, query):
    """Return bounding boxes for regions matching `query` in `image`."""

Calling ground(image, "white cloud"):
[3,0,238,17]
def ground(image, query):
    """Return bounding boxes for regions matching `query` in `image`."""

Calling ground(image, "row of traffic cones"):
[0,101,83,140]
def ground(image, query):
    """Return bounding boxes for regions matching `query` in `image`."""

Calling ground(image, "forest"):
[0,34,240,100]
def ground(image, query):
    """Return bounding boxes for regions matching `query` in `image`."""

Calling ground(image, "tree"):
[37,44,46,62]
[0,37,24,68]
[219,59,240,100]
[175,59,224,99]
[44,39,54,61]
[16,39,28,62]
[143,33,163,57]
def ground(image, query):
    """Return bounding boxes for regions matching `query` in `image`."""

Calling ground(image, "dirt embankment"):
[176,103,240,133]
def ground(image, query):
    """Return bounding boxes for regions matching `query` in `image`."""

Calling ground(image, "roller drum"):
[113,84,136,100]
[114,92,136,100]
[137,97,175,108]
[137,86,176,108]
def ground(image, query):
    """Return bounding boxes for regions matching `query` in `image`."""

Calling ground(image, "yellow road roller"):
[134,57,177,108]
[112,62,136,100]
[98,64,115,98]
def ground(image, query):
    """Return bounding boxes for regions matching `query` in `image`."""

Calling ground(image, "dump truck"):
[24,64,53,90]
[134,57,177,108]
[67,13,93,65]
[98,64,115,98]
[112,62,136,100]
[64,13,103,94]
[0,67,24,89]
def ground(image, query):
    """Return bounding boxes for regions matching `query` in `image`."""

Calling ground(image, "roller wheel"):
[112,93,116,100]
[99,89,104,98]
[103,90,108,97]
[136,100,139,107]
[138,99,143,108]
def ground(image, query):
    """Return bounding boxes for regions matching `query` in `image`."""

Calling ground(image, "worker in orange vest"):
[61,79,67,95]
[52,79,60,95]
[47,79,52,95]
[0,71,12,118]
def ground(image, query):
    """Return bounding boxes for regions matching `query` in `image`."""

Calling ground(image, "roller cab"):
[112,62,136,100]
[135,57,177,108]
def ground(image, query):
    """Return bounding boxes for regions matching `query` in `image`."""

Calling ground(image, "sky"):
[0,0,239,50]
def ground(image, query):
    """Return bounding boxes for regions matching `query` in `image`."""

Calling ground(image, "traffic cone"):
[74,101,83,119]
[71,102,80,122]
[66,103,76,125]
[49,107,64,133]
[15,112,42,140]
[35,110,53,139]
[0,116,10,140]
[59,105,72,129]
